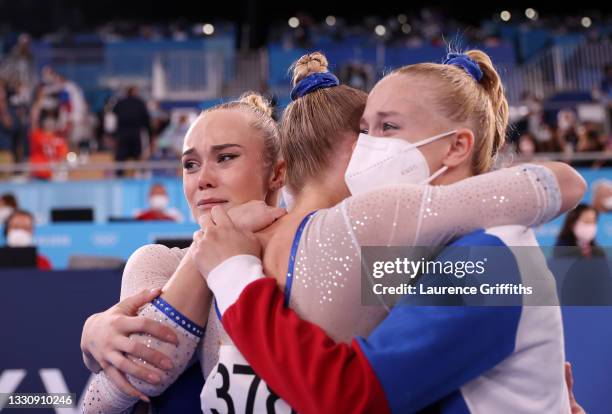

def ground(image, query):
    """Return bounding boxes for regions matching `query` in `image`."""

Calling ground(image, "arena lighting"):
[401,23,412,34]
[375,25,386,36]
[581,17,592,28]
[525,8,537,20]
[202,24,214,35]
[397,14,408,24]
[500,11,511,22]
[288,17,300,28]
[325,15,336,26]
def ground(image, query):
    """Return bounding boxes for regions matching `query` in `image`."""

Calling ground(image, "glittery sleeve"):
[81,245,202,413]
[341,164,561,247]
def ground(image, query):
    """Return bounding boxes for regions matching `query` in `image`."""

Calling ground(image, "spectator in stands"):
[571,123,606,168]
[0,79,17,170]
[555,203,611,306]
[3,209,52,270]
[592,180,612,213]
[29,113,68,180]
[155,112,191,159]
[556,108,580,151]
[525,96,558,151]
[149,112,190,177]
[0,34,36,106]
[135,183,183,222]
[0,192,18,223]
[517,133,537,158]
[55,72,89,152]
[112,86,150,176]
[555,204,603,258]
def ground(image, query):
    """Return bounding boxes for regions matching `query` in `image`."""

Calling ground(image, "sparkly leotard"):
[81,164,562,413]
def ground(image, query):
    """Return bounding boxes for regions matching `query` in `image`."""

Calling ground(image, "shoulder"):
[121,244,188,298]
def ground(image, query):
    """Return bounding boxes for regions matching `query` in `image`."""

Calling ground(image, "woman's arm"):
[340,163,582,249]
[81,245,207,413]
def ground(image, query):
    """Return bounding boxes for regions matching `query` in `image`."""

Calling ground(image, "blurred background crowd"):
[0,1,609,269]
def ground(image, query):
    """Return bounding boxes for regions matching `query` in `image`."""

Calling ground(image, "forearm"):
[125,250,208,396]
[81,373,138,414]
[160,245,211,327]
[126,301,203,396]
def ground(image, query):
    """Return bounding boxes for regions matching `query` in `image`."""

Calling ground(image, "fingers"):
[116,336,174,371]
[565,361,575,390]
[119,288,162,314]
[120,317,178,345]
[210,205,233,227]
[107,350,163,386]
[198,213,214,229]
[268,206,287,220]
[104,365,150,403]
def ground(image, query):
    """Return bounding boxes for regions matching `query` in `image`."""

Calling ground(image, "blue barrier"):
[0,269,610,412]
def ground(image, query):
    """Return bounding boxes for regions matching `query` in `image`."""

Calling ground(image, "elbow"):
[556,163,587,213]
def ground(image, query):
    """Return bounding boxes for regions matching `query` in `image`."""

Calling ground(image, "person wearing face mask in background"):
[3,209,51,270]
[0,192,18,224]
[592,179,612,213]
[555,204,611,307]
[555,204,605,259]
[135,183,183,222]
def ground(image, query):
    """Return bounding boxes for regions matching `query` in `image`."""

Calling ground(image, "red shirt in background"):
[37,255,52,270]
[29,128,68,180]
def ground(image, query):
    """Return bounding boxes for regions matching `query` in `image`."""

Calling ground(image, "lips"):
[196,198,228,210]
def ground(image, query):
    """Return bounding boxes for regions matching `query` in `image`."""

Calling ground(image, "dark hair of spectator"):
[556,203,599,247]
[1,193,18,209]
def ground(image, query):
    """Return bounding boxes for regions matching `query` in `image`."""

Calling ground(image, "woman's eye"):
[382,122,398,131]
[182,160,198,171]
[359,128,369,134]
[218,154,238,163]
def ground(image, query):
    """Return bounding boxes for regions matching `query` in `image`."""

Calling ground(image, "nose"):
[197,162,217,190]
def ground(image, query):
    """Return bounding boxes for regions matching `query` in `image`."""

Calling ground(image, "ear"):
[265,159,286,206]
[441,128,474,168]
[267,159,286,191]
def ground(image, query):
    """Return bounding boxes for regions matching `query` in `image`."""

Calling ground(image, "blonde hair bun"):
[238,91,274,117]
[291,52,329,86]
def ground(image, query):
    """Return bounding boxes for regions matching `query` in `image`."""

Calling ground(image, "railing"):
[504,41,612,104]
[0,152,610,181]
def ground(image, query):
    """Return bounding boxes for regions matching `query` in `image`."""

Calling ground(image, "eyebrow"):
[211,143,243,151]
[376,110,401,118]
[181,143,244,158]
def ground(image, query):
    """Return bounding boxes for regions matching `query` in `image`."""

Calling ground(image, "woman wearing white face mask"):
[555,204,604,258]
[3,209,52,270]
[135,183,184,222]
[555,204,611,308]
[185,51,588,414]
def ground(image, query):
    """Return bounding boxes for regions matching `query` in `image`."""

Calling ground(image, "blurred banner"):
[0,269,122,413]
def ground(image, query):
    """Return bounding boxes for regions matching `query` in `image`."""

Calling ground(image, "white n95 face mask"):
[344,131,456,195]
[7,229,34,247]
[280,186,295,211]
[150,195,169,211]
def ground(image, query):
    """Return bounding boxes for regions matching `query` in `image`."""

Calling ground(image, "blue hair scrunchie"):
[290,72,340,101]
[443,53,483,82]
